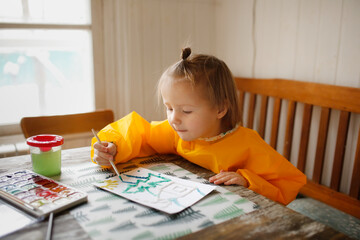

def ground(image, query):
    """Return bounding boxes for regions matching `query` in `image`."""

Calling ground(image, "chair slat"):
[312,107,330,183]
[258,95,268,138]
[247,93,256,129]
[20,110,115,138]
[349,127,360,199]
[283,101,297,160]
[238,91,245,124]
[297,104,313,172]
[270,98,282,149]
[330,111,350,191]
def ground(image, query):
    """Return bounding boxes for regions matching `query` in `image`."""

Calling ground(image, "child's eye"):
[183,110,192,114]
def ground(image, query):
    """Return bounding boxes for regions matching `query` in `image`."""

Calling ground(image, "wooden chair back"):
[20,109,114,138]
[235,77,360,218]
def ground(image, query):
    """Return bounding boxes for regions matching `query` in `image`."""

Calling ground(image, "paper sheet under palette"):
[0,169,87,218]
[93,167,216,214]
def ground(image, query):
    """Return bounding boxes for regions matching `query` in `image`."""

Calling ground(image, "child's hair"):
[158,48,242,130]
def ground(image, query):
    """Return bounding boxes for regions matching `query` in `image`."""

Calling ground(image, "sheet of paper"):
[0,199,38,238]
[93,167,216,214]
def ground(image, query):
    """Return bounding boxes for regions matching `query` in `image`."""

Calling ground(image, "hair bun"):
[181,48,191,60]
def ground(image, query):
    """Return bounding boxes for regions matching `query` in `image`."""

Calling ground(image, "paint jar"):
[26,135,64,177]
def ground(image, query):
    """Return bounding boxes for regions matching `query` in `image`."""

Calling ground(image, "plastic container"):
[26,135,64,177]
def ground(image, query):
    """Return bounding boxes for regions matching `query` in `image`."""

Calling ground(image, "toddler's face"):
[161,80,224,141]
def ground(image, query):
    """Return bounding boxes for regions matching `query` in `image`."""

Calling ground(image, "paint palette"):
[0,170,87,218]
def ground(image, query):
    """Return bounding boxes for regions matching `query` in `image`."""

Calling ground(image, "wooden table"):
[0,147,350,240]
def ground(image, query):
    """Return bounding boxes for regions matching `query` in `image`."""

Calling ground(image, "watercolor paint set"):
[0,169,87,218]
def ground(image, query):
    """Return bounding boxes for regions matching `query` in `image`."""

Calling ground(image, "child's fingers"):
[94,149,112,161]
[209,170,228,181]
[209,175,217,182]
[209,171,246,186]
[209,173,230,184]
[223,177,240,185]
[93,141,108,153]
[223,174,248,187]
[209,170,225,181]
[214,175,233,184]
[93,141,117,168]
[107,142,117,156]
[209,172,223,182]
[93,149,113,167]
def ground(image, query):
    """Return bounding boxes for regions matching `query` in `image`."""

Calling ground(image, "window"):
[0,0,93,125]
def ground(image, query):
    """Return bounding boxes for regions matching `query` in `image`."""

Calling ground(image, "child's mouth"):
[176,129,187,133]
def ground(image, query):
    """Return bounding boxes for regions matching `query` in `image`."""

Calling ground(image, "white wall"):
[215,0,359,87]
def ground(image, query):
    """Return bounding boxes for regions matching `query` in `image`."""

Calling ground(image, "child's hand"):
[93,141,117,167]
[209,170,248,187]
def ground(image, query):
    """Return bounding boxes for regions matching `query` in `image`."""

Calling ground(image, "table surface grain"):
[0,147,351,240]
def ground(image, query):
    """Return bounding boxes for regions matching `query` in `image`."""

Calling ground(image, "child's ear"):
[217,101,229,119]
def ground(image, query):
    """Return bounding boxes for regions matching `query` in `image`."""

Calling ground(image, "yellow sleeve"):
[90,111,177,164]
[234,130,306,205]
[237,162,306,205]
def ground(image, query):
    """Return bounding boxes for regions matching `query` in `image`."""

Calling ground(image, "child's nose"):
[170,111,181,125]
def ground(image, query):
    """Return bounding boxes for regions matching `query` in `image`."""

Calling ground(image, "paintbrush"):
[0,189,39,212]
[45,212,54,240]
[91,129,121,177]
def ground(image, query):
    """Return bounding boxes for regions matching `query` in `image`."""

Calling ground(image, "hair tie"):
[181,48,191,60]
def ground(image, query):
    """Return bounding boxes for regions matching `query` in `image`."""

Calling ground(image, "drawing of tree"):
[122,173,171,196]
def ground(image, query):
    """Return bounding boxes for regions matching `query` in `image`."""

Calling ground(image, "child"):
[91,48,306,205]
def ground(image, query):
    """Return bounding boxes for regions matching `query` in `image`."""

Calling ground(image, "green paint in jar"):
[30,147,62,176]
[27,135,64,177]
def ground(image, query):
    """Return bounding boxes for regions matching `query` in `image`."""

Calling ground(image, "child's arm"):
[91,111,177,165]
[232,129,306,205]
[236,164,306,205]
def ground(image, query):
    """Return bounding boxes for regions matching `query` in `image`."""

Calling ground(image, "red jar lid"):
[26,135,64,152]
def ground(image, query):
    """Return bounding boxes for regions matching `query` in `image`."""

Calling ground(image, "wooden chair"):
[20,109,114,149]
[234,77,360,219]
